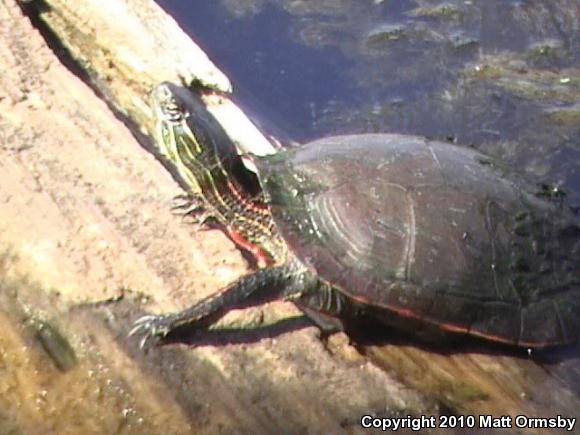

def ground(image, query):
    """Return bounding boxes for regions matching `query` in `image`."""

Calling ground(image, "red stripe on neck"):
[227,228,271,268]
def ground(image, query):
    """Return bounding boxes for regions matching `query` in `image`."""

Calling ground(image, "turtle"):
[131,82,580,349]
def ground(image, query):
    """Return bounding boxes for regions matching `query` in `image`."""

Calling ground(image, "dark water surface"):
[156,0,580,202]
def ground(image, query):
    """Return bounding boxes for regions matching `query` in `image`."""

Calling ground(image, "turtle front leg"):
[130,262,314,348]
[171,193,206,215]
[171,192,219,229]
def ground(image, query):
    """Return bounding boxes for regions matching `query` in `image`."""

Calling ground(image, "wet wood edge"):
[24,0,277,157]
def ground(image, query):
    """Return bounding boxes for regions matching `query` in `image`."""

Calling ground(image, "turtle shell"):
[257,134,580,347]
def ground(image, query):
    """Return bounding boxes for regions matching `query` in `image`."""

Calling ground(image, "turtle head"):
[149,82,208,164]
[150,82,188,125]
[149,82,263,204]
[149,82,233,194]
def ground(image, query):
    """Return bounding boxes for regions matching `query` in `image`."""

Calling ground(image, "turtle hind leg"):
[295,304,344,338]
[130,262,313,348]
[293,283,348,336]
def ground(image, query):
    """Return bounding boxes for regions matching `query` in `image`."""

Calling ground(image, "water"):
[156,0,579,204]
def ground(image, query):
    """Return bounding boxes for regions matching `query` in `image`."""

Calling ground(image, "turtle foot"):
[171,194,219,229]
[129,314,174,349]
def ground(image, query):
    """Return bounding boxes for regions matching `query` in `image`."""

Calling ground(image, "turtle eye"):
[163,103,182,122]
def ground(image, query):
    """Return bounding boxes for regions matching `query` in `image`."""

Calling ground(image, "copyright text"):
[360,414,576,431]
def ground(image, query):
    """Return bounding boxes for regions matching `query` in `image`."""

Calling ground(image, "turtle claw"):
[172,204,204,216]
[194,213,219,231]
[129,314,173,349]
[171,194,205,216]
[170,194,220,230]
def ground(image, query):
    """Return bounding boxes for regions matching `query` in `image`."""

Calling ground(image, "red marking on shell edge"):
[348,294,564,349]
[227,228,271,268]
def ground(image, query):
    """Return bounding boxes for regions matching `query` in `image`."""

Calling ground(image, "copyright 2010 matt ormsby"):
[360,414,576,432]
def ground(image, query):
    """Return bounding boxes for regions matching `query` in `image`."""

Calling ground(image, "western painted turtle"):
[131,83,580,349]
